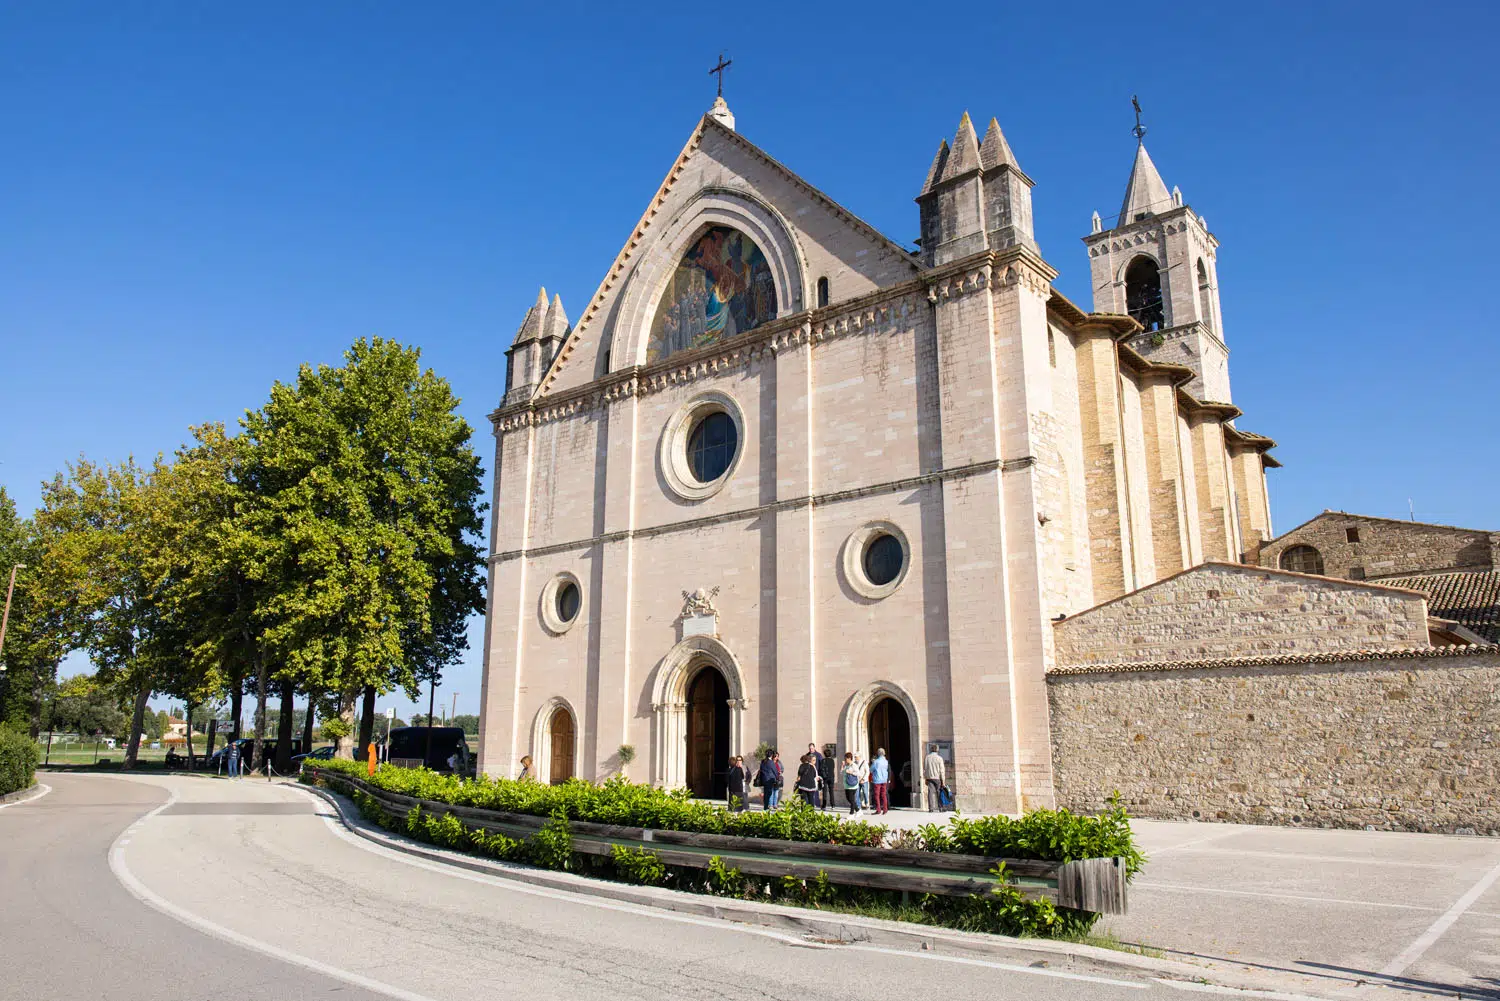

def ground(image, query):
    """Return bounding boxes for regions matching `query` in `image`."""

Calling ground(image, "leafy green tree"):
[50,674,130,740]
[0,488,70,736]
[33,459,159,766]
[235,338,485,759]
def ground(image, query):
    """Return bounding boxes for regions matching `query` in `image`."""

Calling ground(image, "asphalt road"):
[1,772,1206,1001]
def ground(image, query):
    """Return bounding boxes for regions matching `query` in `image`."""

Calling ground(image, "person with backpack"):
[840,752,861,815]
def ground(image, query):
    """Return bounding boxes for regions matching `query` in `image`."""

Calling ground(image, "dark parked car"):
[386,726,472,775]
[290,745,336,767]
[208,737,307,773]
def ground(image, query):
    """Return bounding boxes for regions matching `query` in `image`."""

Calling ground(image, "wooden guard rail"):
[306,766,1127,916]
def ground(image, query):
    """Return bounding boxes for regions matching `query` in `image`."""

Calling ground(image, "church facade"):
[477,98,1278,812]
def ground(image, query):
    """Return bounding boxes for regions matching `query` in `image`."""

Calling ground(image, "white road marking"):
[295,783,1151,989]
[1164,847,1461,870]
[109,783,444,1001]
[841,944,1150,987]
[1379,856,1500,977]
[1146,828,1243,854]
[1155,978,1326,1001]
[0,782,52,809]
[1134,881,1439,912]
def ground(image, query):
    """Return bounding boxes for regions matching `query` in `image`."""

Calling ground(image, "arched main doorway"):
[868,697,914,808]
[548,705,575,784]
[685,666,730,799]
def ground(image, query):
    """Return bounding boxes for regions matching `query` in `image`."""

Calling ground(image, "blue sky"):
[3,2,1495,717]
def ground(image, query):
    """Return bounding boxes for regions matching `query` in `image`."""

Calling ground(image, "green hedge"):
[304,758,1143,876]
[327,777,1094,938]
[0,725,40,796]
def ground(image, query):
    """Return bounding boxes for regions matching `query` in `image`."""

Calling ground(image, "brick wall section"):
[1047,647,1500,833]
[1258,512,1497,582]
[1053,563,1429,667]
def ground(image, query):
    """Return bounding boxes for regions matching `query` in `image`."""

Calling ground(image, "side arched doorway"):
[868,697,914,808]
[531,697,578,785]
[685,666,730,799]
[548,705,575,784]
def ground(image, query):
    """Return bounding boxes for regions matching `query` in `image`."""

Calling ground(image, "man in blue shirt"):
[869,748,891,814]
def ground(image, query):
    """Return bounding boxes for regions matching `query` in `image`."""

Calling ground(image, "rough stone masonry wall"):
[1259,514,1497,582]
[1053,563,1429,666]
[1048,647,1500,833]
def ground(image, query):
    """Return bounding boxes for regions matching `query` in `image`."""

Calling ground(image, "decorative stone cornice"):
[1047,643,1500,678]
[491,454,1035,564]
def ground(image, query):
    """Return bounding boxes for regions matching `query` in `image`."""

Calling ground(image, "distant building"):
[1257,511,1500,642]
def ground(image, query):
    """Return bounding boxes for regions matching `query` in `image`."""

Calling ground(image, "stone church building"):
[476,97,1281,812]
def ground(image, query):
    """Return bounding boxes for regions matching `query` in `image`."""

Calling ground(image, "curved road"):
[2,773,1243,1001]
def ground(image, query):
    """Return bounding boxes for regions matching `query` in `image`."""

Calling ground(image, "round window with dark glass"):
[687,411,737,484]
[555,580,581,623]
[862,533,904,586]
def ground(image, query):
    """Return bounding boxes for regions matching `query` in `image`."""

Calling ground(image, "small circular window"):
[687,411,737,484]
[555,580,580,623]
[863,533,904,586]
[660,391,745,501]
[843,522,911,599]
[540,572,583,633]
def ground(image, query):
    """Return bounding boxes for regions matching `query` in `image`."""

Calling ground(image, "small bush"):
[705,856,745,897]
[0,726,39,796]
[528,812,574,871]
[611,845,667,886]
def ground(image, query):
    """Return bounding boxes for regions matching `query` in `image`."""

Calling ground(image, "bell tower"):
[1083,100,1231,403]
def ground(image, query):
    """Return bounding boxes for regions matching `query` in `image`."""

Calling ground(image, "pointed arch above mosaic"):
[647,226,777,364]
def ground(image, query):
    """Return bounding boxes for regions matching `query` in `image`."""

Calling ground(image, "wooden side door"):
[549,708,574,784]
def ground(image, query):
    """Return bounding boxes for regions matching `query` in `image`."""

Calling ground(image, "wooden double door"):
[867,697,912,807]
[685,667,730,799]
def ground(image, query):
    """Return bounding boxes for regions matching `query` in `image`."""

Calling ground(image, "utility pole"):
[0,562,26,675]
[450,692,459,725]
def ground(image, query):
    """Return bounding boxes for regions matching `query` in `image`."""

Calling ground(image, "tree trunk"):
[28,668,44,740]
[301,691,317,751]
[357,684,376,758]
[184,699,196,770]
[251,652,269,778]
[124,679,150,769]
[274,678,295,773]
[230,679,243,741]
[335,688,356,760]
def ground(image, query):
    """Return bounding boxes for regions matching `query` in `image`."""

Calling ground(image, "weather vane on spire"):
[709,52,732,98]
[1131,95,1147,144]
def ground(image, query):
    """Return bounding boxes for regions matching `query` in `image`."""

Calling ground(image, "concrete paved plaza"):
[1103,818,1500,997]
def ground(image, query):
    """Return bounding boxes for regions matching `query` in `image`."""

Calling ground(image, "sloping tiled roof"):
[1380,570,1500,644]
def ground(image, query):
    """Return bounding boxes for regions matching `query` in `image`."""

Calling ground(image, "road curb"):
[0,782,41,806]
[289,779,1392,999]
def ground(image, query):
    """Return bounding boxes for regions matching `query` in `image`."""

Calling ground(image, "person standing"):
[226,741,241,780]
[795,753,819,806]
[727,755,749,811]
[840,753,861,815]
[856,753,871,812]
[807,743,826,809]
[757,751,781,811]
[870,747,890,814]
[518,754,535,781]
[923,744,947,813]
[772,751,784,808]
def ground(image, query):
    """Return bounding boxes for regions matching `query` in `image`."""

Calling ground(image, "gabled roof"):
[529,110,921,400]
[1260,510,1497,550]
[1381,570,1500,644]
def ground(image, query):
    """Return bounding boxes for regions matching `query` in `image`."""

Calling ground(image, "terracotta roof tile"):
[1379,570,1500,644]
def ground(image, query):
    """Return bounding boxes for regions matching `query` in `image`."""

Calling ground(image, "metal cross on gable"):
[709,52,732,98]
[1131,94,1148,143]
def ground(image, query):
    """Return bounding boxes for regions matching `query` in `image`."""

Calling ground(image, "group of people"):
[725,742,949,815]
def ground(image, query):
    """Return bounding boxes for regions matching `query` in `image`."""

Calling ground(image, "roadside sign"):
[385,707,395,719]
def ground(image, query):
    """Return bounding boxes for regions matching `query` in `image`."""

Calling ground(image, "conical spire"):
[979,117,1019,172]
[541,293,570,342]
[512,287,549,346]
[919,138,950,194]
[938,111,980,183]
[1118,143,1173,223]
